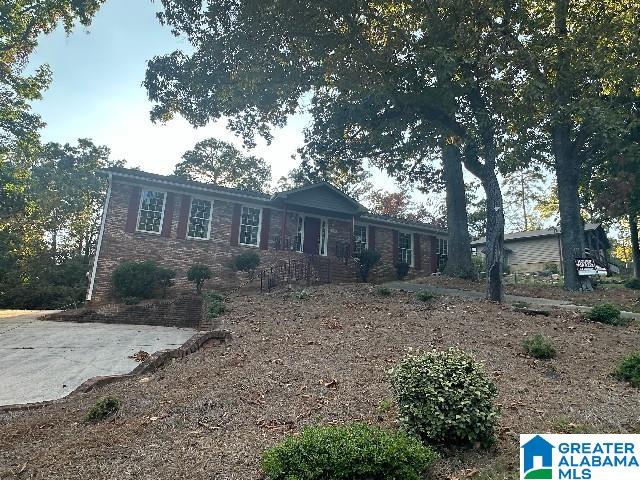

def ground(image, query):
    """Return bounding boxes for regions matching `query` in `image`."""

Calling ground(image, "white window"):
[187,198,212,239]
[137,190,166,233]
[398,232,413,265]
[239,206,261,246]
[437,238,449,255]
[319,218,328,256]
[354,224,368,254]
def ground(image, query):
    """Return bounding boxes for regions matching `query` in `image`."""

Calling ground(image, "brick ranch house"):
[87,167,449,303]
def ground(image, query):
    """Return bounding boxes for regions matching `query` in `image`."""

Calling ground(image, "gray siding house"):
[471,224,611,274]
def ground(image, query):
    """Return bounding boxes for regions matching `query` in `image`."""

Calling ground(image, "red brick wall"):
[90,180,438,303]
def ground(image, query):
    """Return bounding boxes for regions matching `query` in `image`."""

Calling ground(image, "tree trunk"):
[630,212,640,279]
[442,142,474,279]
[552,0,591,291]
[481,170,505,301]
[520,172,528,230]
[553,126,590,291]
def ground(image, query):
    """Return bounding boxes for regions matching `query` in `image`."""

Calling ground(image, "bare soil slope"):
[1,285,639,479]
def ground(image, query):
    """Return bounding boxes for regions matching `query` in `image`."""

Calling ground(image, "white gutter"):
[86,172,112,301]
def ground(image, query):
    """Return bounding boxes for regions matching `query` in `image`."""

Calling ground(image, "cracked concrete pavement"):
[0,311,197,406]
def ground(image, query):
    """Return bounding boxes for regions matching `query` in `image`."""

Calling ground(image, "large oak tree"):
[145,0,512,300]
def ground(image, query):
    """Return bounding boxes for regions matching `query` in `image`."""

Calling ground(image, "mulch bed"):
[1,284,639,479]
[414,274,640,312]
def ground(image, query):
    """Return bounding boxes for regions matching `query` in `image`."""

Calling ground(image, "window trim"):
[186,197,214,241]
[398,230,414,267]
[238,205,263,247]
[135,189,167,235]
[319,216,329,257]
[353,223,368,253]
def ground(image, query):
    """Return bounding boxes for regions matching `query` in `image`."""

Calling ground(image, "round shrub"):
[355,249,381,282]
[416,290,435,302]
[86,396,120,422]
[187,263,212,293]
[586,303,624,325]
[615,353,640,388]
[261,423,438,480]
[232,251,261,272]
[111,260,167,299]
[389,348,498,446]
[522,334,556,359]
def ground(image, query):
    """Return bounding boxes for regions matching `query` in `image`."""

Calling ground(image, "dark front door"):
[303,216,321,254]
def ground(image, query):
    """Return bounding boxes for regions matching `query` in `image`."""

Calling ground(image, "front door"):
[303,217,321,254]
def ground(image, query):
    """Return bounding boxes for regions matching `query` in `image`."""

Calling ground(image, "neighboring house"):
[471,224,611,274]
[87,167,448,303]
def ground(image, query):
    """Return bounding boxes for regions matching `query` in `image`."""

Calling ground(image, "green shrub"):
[544,262,560,275]
[355,249,381,282]
[471,255,485,279]
[157,266,176,297]
[203,291,225,319]
[232,251,261,272]
[522,334,556,359]
[187,263,212,294]
[395,261,410,280]
[0,284,85,310]
[376,286,392,297]
[586,303,624,325]
[86,396,120,422]
[615,353,640,388]
[625,278,640,290]
[261,423,438,480]
[123,296,141,305]
[416,290,435,302]
[111,260,169,299]
[389,348,498,446]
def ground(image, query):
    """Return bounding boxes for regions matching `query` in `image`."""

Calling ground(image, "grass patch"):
[292,289,310,300]
[416,290,436,302]
[551,416,598,434]
[512,301,530,309]
[86,397,120,422]
[522,334,556,359]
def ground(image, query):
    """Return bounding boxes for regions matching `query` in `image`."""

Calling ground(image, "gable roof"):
[471,224,603,245]
[102,166,446,234]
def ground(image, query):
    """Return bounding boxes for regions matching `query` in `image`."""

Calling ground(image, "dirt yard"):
[1,284,639,480]
[414,274,640,312]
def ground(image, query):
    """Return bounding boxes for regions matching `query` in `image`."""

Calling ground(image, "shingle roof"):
[471,224,601,245]
[104,167,271,200]
[103,167,446,234]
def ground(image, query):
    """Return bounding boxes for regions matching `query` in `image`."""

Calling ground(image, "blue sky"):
[27,0,312,184]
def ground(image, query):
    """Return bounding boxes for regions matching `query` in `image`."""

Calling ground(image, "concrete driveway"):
[0,311,197,406]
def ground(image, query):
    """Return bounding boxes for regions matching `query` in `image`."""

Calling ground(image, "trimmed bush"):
[416,290,435,302]
[376,286,392,297]
[203,291,225,319]
[615,353,640,388]
[586,303,624,325]
[112,260,169,299]
[390,348,498,446]
[625,278,640,290]
[232,251,261,273]
[522,334,556,359]
[261,423,438,480]
[187,263,212,294]
[86,396,120,422]
[157,266,176,297]
[355,249,381,282]
[395,261,410,280]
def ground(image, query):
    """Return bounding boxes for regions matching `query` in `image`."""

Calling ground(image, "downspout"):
[86,172,112,301]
